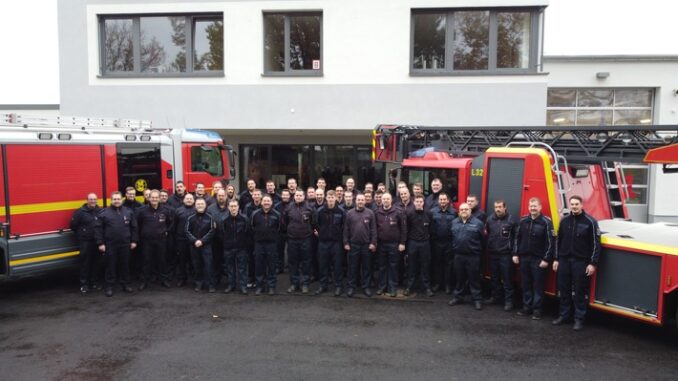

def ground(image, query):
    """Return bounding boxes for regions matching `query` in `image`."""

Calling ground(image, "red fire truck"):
[373,124,678,327]
[0,113,235,279]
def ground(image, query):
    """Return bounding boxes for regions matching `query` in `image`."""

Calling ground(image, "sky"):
[0,0,676,105]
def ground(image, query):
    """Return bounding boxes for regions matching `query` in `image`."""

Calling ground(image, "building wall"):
[544,56,678,222]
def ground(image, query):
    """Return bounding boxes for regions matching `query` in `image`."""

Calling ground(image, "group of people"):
[71,176,601,331]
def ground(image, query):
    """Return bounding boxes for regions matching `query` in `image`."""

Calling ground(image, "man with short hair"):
[335,185,345,205]
[552,195,601,331]
[95,191,138,297]
[364,182,374,193]
[342,191,355,210]
[222,200,250,294]
[430,192,457,294]
[71,193,102,293]
[251,195,282,295]
[395,188,415,214]
[136,190,173,290]
[448,203,486,310]
[425,178,444,210]
[123,186,142,211]
[513,197,555,320]
[316,177,327,191]
[143,189,152,205]
[343,194,377,297]
[211,180,224,197]
[239,179,257,210]
[159,189,170,205]
[173,193,195,287]
[287,178,298,195]
[168,181,187,209]
[373,190,384,211]
[208,189,230,286]
[404,195,434,297]
[345,178,356,193]
[377,183,386,193]
[314,190,346,296]
[466,194,487,223]
[284,190,315,294]
[364,191,375,210]
[265,180,282,204]
[412,183,424,199]
[485,199,519,311]
[194,182,214,206]
[393,181,408,203]
[306,187,316,206]
[274,189,292,274]
[186,198,216,292]
[374,193,406,297]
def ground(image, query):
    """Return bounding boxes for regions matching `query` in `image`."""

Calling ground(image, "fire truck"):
[0,113,235,279]
[373,124,678,327]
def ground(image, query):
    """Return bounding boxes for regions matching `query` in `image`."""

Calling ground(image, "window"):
[547,88,654,126]
[620,165,649,205]
[263,12,322,76]
[191,145,224,176]
[401,168,459,202]
[99,13,223,77]
[411,8,541,74]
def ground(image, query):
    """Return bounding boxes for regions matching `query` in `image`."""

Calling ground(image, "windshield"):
[401,167,459,202]
[191,145,224,176]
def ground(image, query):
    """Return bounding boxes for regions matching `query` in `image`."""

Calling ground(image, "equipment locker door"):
[116,144,162,196]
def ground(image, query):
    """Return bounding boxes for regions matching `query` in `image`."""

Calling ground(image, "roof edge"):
[544,55,678,63]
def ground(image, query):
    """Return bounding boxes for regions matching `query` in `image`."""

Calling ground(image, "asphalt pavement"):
[1,271,678,381]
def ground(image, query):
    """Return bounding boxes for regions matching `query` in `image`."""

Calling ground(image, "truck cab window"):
[191,145,224,176]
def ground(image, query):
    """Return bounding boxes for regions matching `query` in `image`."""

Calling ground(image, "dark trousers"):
[224,247,248,289]
[407,240,432,290]
[431,240,454,289]
[519,256,546,312]
[175,239,191,281]
[489,253,514,302]
[247,243,255,283]
[310,236,319,279]
[79,240,101,286]
[104,244,131,288]
[255,241,278,289]
[165,235,176,279]
[377,241,399,292]
[347,243,371,290]
[277,234,287,272]
[141,239,169,282]
[190,244,214,288]
[454,254,482,301]
[287,237,311,287]
[212,239,224,285]
[318,240,343,289]
[557,257,590,322]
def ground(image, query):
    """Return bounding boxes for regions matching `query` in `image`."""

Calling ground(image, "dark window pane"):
[453,11,489,70]
[577,89,613,107]
[104,18,134,72]
[547,110,575,126]
[497,12,530,69]
[547,89,576,107]
[577,110,613,126]
[194,19,223,71]
[289,15,321,70]
[264,15,285,72]
[615,89,653,107]
[140,16,187,73]
[412,13,446,69]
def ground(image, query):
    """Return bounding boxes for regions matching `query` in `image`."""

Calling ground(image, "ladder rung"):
[610,201,623,206]
[607,185,619,189]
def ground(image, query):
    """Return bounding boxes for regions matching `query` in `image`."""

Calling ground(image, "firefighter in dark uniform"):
[374,192,406,297]
[244,189,263,287]
[284,190,315,294]
[70,193,102,293]
[313,190,347,296]
[485,199,519,311]
[425,178,444,210]
[194,182,214,206]
[343,193,377,298]
[274,189,291,274]
[552,195,601,331]
[136,190,173,290]
[123,186,143,211]
[251,194,282,295]
[265,179,282,205]
[159,189,176,283]
[239,178,257,210]
[167,181,187,209]
[429,192,457,294]
[173,193,195,287]
[404,195,434,297]
[95,191,138,297]
[186,198,216,292]
[467,194,487,223]
[513,197,556,320]
[448,203,486,310]
[207,189,229,286]
[123,186,143,278]
[222,200,250,295]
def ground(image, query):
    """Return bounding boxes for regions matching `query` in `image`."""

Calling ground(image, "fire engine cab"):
[0,113,235,279]
[373,124,678,328]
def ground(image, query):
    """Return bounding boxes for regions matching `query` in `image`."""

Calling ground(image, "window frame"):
[261,10,323,77]
[98,12,225,78]
[409,7,544,76]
